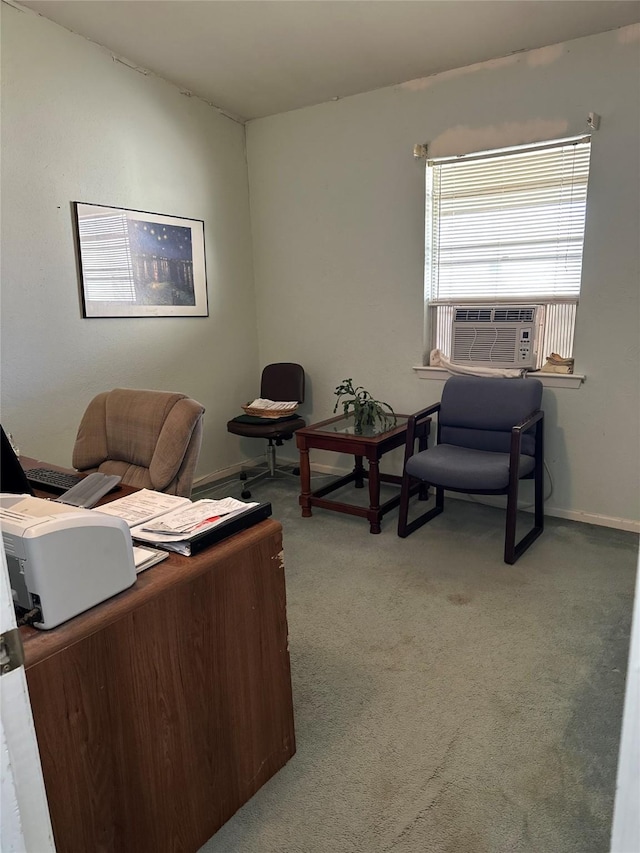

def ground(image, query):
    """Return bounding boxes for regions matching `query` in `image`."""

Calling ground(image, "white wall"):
[0,4,260,478]
[247,26,640,528]
[611,556,640,851]
[2,8,639,528]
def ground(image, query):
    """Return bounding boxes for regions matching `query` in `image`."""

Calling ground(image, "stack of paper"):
[95,489,188,527]
[247,399,298,412]
[95,490,262,557]
[133,545,169,573]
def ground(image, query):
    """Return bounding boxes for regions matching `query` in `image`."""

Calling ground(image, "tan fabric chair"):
[72,388,205,497]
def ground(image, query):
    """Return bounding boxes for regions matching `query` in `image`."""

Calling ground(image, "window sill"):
[412,366,585,389]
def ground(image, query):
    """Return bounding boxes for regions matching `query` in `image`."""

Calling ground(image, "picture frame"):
[73,202,208,318]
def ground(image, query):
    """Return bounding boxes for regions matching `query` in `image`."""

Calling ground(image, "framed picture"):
[73,202,208,317]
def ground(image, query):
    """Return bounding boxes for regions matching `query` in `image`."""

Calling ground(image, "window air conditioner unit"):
[450,305,543,369]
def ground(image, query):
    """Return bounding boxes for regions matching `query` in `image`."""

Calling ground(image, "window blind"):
[78,212,136,302]
[426,137,592,302]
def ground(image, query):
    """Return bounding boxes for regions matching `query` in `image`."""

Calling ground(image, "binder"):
[153,501,273,556]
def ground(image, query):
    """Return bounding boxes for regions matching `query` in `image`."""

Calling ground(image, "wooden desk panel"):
[23,519,295,853]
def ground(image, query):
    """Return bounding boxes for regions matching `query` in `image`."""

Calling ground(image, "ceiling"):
[16,0,640,122]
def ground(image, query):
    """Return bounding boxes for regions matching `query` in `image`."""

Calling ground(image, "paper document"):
[130,498,258,555]
[247,399,298,411]
[133,545,169,573]
[94,489,189,527]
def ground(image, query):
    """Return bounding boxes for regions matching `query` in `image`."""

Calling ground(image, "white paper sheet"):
[93,489,189,527]
[130,498,258,546]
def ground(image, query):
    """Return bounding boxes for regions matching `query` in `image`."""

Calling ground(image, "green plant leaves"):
[333,378,396,433]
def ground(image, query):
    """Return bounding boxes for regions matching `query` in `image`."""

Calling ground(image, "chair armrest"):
[149,399,205,491]
[404,402,440,464]
[410,401,442,424]
[512,409,544,435]
[72,391,110,471]
[509,409,543,461]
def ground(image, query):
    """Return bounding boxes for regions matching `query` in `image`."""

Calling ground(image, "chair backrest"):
[439,376,543,455]
[72,388,205,496]
[260,363,305,403]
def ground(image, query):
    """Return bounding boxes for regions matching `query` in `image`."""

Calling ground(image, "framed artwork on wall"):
[73,202,208,318]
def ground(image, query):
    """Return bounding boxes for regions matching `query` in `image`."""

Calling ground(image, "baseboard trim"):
[193,465,241,487]
[218,459,639,534]
[542,506,639,533]
[193,454,304,489]
[192,456,266,488]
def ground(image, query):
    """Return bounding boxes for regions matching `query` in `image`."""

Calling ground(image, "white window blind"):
[426,137,592,302]
[77,212,136,302]
[425,136,592,364]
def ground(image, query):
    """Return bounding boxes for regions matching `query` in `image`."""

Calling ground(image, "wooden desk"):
[18,468,295,853]
[295,414,429,534]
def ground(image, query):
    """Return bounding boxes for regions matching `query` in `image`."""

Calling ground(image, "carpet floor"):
[197,475,638,853]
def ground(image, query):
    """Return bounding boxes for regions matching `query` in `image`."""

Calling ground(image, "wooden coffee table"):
[295,413,429,534]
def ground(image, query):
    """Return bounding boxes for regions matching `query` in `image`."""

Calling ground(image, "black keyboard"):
[24,467,83,494]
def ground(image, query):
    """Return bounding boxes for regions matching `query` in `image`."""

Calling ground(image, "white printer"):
[1,494,136,630]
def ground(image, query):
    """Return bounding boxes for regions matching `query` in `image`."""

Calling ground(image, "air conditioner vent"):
[453,329,518,363]
[493,307,536,323]
[454,308,493,323]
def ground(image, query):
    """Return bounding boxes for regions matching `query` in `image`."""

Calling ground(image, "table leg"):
[298,447,312,517]
[367,457,381,534]
[353,455,365,488]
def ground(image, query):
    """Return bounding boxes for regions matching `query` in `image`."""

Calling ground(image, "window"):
[425,136,592,367]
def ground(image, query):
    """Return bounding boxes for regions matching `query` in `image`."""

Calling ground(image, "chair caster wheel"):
[292,467,300,475]
[241,490,252,499]
[240,472,247,481]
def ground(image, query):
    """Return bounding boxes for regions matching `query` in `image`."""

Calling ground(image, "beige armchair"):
[72,388,205,497]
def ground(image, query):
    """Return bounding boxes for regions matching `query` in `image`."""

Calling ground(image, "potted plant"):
[333,378,396,435]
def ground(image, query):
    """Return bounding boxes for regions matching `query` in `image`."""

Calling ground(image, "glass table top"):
[315,414,408,437]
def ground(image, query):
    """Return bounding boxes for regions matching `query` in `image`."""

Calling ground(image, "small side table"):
[295,413,429,534]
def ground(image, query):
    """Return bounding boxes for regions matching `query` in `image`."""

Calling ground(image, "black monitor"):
[1,425,34,495]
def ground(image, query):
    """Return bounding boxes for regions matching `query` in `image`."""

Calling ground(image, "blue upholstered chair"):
[397,375,544,564]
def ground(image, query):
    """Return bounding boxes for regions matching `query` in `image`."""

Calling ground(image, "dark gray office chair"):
[397,375,544,564]
[227,363,306,498]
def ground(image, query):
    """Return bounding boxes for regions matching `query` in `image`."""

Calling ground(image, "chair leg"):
[534,428,545,532]
[397,472,413,537]
[397,475,444,539]
[504,479,519,564]
[237,437,301,498]
[266,441,276,476]
[504,464,544,564]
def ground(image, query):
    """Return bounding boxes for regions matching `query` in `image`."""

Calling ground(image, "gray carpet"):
[196,475,638,853]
